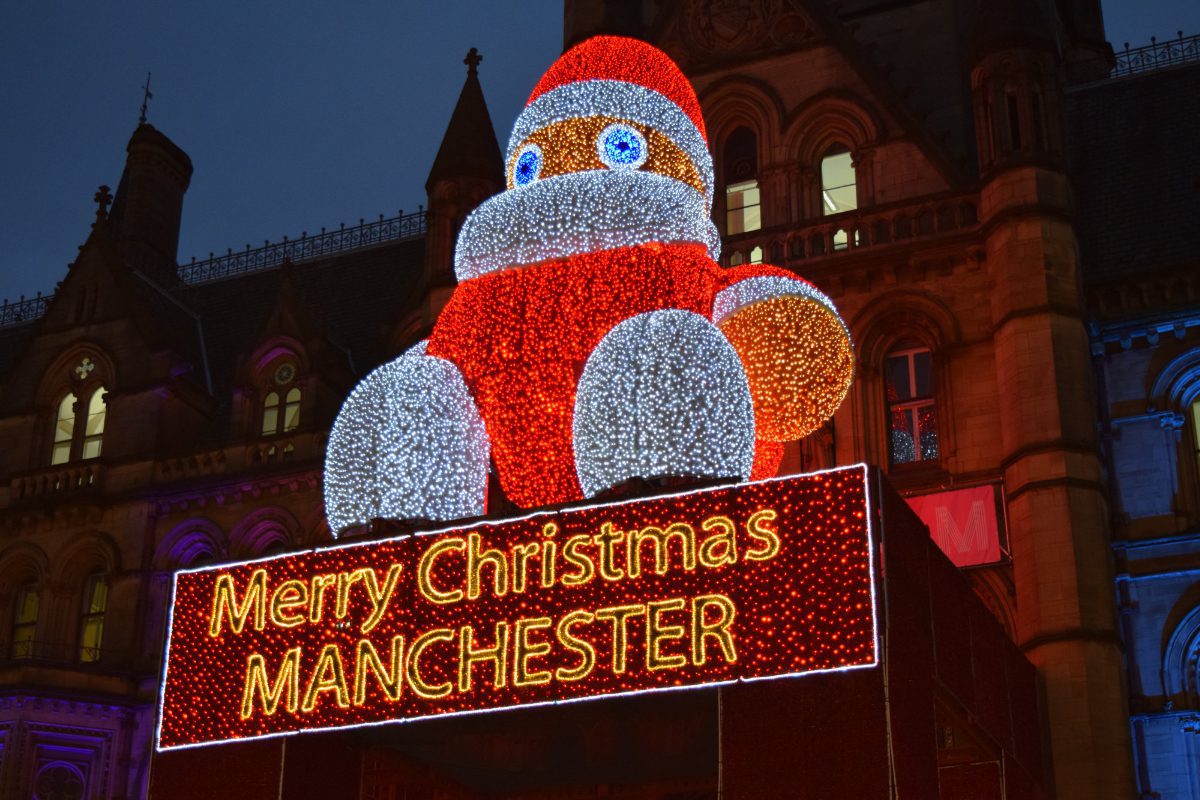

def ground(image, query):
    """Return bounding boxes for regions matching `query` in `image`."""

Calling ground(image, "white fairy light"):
[573,309,756,497]
[509,79,714,201]
[713,275,851,337]
[455,170,720,282]
[323,343,491,536]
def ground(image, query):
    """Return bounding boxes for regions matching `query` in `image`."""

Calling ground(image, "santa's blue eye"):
[598,124,648,170]
[513,144,542,186]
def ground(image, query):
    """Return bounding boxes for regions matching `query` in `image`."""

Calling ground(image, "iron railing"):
[0,293,51,328]
[178,209,426,284]
[1112,32,1200,77]
[0,209,426,328]
[1,638,121,667]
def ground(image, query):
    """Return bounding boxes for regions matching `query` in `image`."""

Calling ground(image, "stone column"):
[981,164,1134,799]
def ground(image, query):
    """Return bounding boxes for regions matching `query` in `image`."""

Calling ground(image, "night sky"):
[1,1,1195,305]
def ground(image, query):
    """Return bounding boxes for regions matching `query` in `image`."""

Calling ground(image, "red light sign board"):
[156,465,877,750]
[904,484,1004,567]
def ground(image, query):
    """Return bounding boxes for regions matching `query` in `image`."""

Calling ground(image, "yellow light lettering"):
[513,616,554,687]
[308,573,338,623]
[594,522,626,581]
[561,535,595,586]
[302,643,350,712]
[594,603,645,674]
[240,647,300,719]
[354,636,404,705]
[646,597,688,671]
[406,628,454,699]
[555,610,596,682]
[691,594,737,666]
[360,563,402,634]
[467,533,508,600]
[511,542,540,594]
[458,622,510,693]
[540,523,558,588]
[744,509,780,562]
[417,538,466,605]
[627,523,696,578]
[210,569,267,637]
[698,515,738,568]
[269,579,308,628]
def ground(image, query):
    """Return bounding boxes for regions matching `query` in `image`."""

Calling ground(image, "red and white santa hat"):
[506,36,715,204]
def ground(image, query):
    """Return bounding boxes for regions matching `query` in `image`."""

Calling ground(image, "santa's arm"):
[323,341,491,536]
[711,268,855,445]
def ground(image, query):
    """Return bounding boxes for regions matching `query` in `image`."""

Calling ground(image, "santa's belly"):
[427,243,723,508]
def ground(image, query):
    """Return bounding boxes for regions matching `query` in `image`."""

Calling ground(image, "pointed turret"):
[108,122,193,285]
[423,49,504,295]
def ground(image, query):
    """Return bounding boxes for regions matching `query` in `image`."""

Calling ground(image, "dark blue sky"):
[1,1,1195,305]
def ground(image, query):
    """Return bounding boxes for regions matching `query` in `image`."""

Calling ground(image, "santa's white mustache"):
[453,170,721,282]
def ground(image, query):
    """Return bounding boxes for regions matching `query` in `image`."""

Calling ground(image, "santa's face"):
[454,80,720,282]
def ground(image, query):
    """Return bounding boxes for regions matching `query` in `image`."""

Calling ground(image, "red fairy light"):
[157,466,877,750]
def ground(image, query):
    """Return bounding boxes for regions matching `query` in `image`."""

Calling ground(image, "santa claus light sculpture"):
[324,36,854,534]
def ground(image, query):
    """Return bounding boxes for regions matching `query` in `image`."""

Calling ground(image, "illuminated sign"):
[904,484,1005,567]
[156,465,877,751]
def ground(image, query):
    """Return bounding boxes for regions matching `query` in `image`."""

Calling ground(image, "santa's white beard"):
[453,170,721,282]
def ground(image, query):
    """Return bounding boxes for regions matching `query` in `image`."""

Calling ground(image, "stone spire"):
[423,48,504,293]
[107,121,193,285]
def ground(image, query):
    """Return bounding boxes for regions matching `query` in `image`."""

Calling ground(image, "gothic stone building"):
[0,1,1197,798]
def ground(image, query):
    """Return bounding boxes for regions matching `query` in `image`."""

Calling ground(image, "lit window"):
[726,180,761,234]
[1191,398,1200,477]
[261,360,302,437]
[283,388,301,432]
[885,345,938,465]
[821,146,857,215]
[11,582,38,659]
[724,127,761,234]
[81,387,106,460]
[79,572,108,663]
[262,391,280,435]
[51,394,76,466]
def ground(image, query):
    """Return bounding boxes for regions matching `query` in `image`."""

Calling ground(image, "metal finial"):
[139,72,153,124]
[464,48,482,76]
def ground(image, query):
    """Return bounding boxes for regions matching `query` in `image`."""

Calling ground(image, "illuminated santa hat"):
[505,36,715,205]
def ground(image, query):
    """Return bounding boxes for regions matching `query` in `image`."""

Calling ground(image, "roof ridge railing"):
[0,208,427,328]
[177,208,426,284]
[1112,31,1199,78]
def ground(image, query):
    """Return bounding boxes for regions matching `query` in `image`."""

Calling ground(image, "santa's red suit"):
[325,37,854,532]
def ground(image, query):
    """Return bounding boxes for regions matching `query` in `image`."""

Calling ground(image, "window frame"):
[11,581,39,660]
[48,381,107,466]
[78,571,108,663]
[258,358,303,438]
[884,344,940,467]
[722,126,762,236]
[819,145,858,218]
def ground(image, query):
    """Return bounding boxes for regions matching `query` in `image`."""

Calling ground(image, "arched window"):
[821,145,857,216]
[885,343,938,465]
[1191,398,1200,479]
[261,391,280,436]
[283,387,301,433]
[724,127,761,234]
[81,387,106,460]
[51,393,76,466]
[78,571,108,663]
[11,581,39,659]
[259,359,302,437]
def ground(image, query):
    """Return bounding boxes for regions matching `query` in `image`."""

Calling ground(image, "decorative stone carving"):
[678,0,816,65]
